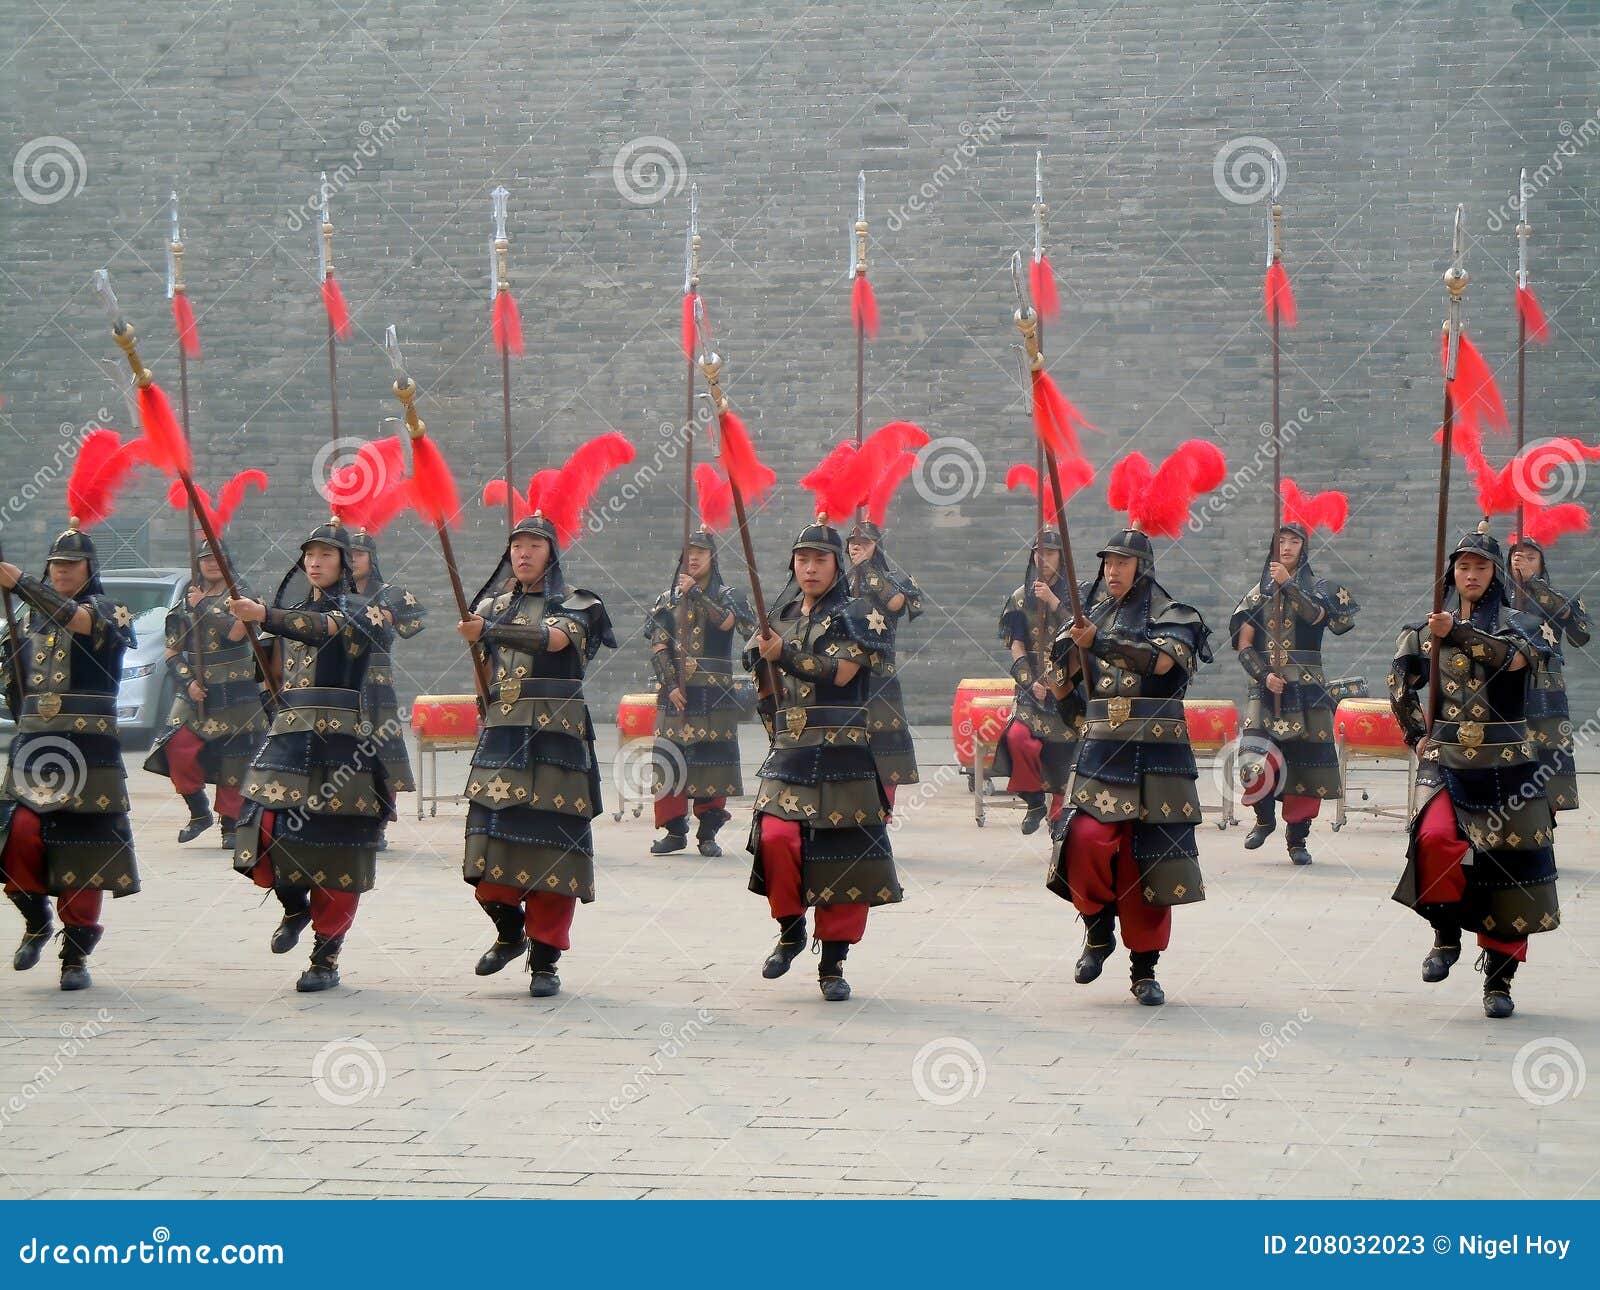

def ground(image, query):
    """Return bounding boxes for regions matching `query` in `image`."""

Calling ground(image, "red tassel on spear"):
[1515,285,1548,344]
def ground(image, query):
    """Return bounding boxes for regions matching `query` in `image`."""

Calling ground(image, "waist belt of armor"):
[278,686,361,713]
[22,691,117,719]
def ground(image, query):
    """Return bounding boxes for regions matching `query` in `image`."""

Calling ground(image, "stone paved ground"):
[0,730,1595,1200]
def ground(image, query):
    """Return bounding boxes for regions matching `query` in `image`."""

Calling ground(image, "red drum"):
[952,678,1015,768]
[617,692,659,740]
[1336,698,1408,758]
[969,696,1014,768]
[411,694,480,742]
[1183,699,1239,754]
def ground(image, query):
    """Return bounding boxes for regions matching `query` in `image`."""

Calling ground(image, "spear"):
[1429,206,1470,732]
[1511,169,1552,607]
[490,184,523,537]
[849,171,878,526]
[166,190,205,716]
[690,298,780,720]
[385,325,490,706]
[1028,153,1063,649]
[316,172,353,443]
[95,270,278,696]
[1262,154,1294,717]
[675,183,701,697]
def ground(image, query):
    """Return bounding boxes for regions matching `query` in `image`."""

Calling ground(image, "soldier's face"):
[1453,553,1493,602]
[684,548,710,579]
[510,534,550,585]
[1275,531,1304,568]
[198,555,222,584]
[48,559,88,597]
[1036,548,1061,580]
[350,550,372,581]
[793,549,836,596]
[1102,554,1139,600]
[847,537,876,564]
[303,542,342,590]
[1511,547,1542,581]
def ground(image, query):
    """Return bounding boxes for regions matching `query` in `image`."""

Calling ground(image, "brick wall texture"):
[3,1,1598,726]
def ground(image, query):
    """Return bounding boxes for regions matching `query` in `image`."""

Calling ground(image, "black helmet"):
[43,518,103,594]
[272,516,356,607]
[471,511,568,605]
[1444,519,1509,607]
[848,517,885,543]
[1095,526,1155,573]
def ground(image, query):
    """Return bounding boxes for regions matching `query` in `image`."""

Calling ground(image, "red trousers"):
[1241,770,1321,823]
[653,792,727,831]
[1063,813,1171,952]
[1414,792,1528,961]
[248,810,359,937]
[756,815,869,943]
[1002,723,1064,818]
[474,882,577,950]
[164,726,243,818]
[1,806,103,928]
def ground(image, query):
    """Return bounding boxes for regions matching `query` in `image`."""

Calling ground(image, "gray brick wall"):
[3,1,1598,732]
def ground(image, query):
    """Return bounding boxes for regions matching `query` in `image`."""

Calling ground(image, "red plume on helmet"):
[1513,501,1589,548]
[486,433,636,544]
[167,470,270,533]
[1106,440,1227,538]
[1279,477,1348,535]
[67,428,149,528]
[694,462,734,533]
[866,453,918,526]
[798,441,863,523]
[328,436,408,532]
[1464,436,1600,520]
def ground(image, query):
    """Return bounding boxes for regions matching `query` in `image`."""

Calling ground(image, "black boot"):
[696,807,731,858]
[1480,948,1519,1019]
[818,941,851,1002]
[1129,949,1165,1006]
[474,900,529,975]
[762,915,808,979]
[1422,924,1461,983]
[296,933,344,992]
[59,924,102,992]
[528,941,562,998]
[177,790,214,843]
[270,887,312,954]
[651,821,689,855]
[218,816,237,850]
[1073,909,1117,984]
[1285,819,1313,867]
[1019,791,1046,836]
[1243,797,1276,850]
[8,892,52,971]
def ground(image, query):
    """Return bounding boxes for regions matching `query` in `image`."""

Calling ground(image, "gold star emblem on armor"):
[485,776,512,803]
[1093,789,1118,813]
[113,604,133,629]
[365,603,386,627]
[1541,622,1558,646]
[403,591,417,606]
[866,609,887,634]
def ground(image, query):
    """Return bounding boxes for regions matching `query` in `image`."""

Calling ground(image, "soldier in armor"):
[459,512,616,999]
[993,526,1078,834]
[845,515,922,803]
[1389,521,1559,1019]
[646,466,755,858]
[349,528,426,842]
[746,506,900,1003]
[1230,486,1359,865]
[1044,443,1222,1006]
[1508,531,1589,812]
[144,537,268,849]
[227,517,395,992]
[1,503,140,991]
